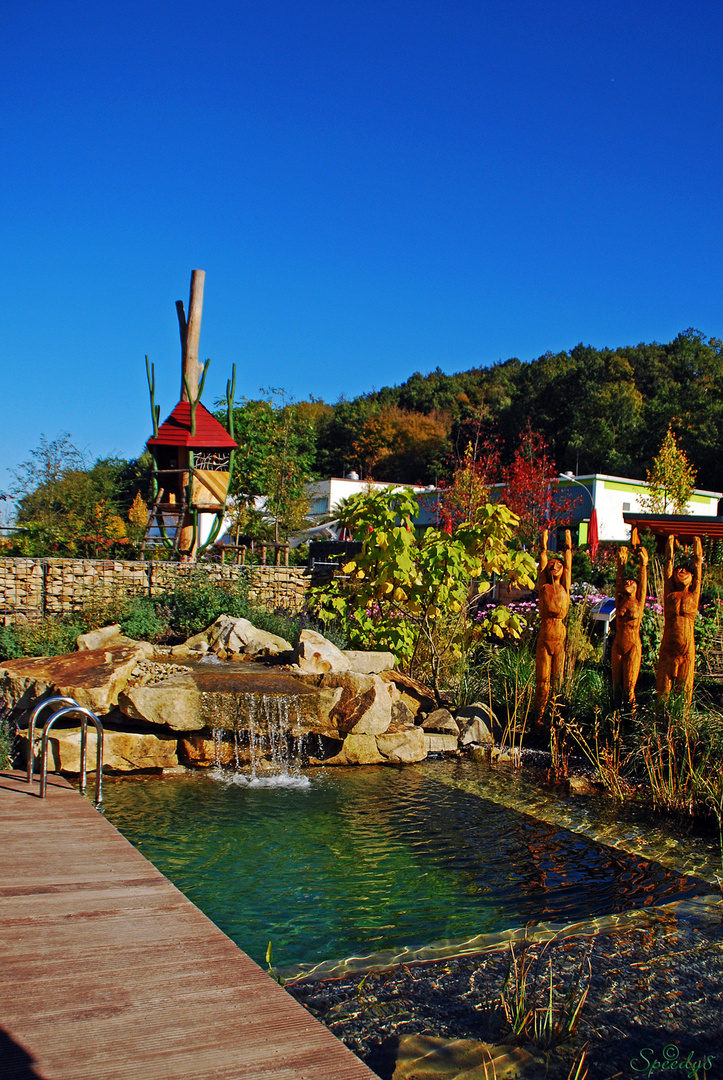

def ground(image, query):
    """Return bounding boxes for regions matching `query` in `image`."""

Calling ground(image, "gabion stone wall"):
[0,558,310,623]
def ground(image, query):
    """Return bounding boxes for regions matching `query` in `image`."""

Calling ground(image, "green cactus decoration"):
[226,364,236,439]
[182,358,211,436]
[225,363,237,484]
[145,355,160,438]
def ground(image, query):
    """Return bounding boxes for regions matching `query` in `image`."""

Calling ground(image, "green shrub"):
[249,608,300,644]
[153,574,251,639]
[119,597,169,642]
[0,711,14,769]
[0,626,23,661]
[9,619,85,658]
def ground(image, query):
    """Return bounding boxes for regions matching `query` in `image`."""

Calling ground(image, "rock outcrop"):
[380,670,437,717]
[376,725,426,763]
[295,629,351,674]
[119,673,204,731]
[0,642,153,716]
[455,702,497,746]
[4,623,470,774]
[423,733,460,754]
[317,671,394,735]
[343,649,395,674]
[20,726,178,773]
[421,708,460,735]
[207,615,292,658]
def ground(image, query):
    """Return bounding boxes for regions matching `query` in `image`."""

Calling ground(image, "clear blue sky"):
[2,0,722,494]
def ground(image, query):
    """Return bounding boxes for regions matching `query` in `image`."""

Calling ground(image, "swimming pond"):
[100,760,710,971]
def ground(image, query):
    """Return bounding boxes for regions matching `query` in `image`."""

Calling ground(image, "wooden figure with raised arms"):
[656,534,703,702]
[612,542,648,709]
[534,528,572,719]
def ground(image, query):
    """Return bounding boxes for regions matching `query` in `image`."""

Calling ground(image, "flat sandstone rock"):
[0,643,152,716]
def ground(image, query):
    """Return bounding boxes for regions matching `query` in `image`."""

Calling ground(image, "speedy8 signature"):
[630,1044,715,1077]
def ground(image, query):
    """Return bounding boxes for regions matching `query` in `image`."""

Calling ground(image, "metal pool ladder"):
[25,696,105,808]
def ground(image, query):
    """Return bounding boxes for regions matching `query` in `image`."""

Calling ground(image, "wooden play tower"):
[143,270,238,560]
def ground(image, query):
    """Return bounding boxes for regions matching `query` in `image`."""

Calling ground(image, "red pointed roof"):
[147,401,238,449]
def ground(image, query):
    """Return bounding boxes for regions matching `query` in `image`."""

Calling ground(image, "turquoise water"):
[101,762,707,969]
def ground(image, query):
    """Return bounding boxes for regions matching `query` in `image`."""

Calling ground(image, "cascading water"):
[208,691,311,788]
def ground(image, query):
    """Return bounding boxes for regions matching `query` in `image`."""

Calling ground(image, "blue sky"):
[2,0,722,496]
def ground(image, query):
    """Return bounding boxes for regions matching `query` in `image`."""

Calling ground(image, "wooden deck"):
[0,770,376,1080]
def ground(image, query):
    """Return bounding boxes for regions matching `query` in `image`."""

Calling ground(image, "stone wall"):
[0,558,310,622]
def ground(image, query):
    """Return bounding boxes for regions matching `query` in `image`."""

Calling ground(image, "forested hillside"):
[305,329,723,490]
[7,329,722,559]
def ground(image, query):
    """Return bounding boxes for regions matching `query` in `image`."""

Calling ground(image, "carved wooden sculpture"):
[534,529,572,719]
[656,534,703,701]
[612,544,648,708]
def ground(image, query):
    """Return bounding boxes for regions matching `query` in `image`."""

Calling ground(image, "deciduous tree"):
[219,391,316,541]
[310,486,536,700]
[499,425,573,549]
[641,425,697,514]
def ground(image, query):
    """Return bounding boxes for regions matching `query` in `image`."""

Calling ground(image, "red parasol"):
[588,508,599,561]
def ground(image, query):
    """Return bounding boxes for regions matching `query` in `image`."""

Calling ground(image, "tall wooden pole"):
[180,269,205,402]
[176,269,206,558]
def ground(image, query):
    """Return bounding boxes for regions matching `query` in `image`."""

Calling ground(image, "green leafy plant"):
[265,940,284,986]
[153,574,251,639]
[118,597,169,641]
[310,486,536,701]
[0,618,86,660]
[466,644,536,756]
[641,425,697,514]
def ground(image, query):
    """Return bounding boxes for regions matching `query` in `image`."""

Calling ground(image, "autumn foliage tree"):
[499,425,573,549]
[437,441,500,534]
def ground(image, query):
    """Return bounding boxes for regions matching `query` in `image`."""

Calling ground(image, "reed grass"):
[499,935,592,1049]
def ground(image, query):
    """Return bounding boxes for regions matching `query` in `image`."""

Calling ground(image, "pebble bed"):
[288,905,723,1079]
[126,659,192,687]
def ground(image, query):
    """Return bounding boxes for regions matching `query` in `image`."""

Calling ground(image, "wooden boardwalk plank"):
[0,770,375,1080]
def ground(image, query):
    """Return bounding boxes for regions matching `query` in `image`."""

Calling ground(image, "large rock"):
[0,643,152,716]
[295,629,350,674]
[20,727,178,773]
[178,733,251,768]
[421,708,459,735]
[119,673,203,731]
[316,671,394,735]
[458,717,494,746]
[343,650,395,674]
[77,624,123,651]
[323,732,384,766]
[423,733,459,754]
[391,700,416,728]
[456,700,496,726]
[376,725,426,763]
[207,615,292,658]
[380,671,436,717]
[456,702,496,746]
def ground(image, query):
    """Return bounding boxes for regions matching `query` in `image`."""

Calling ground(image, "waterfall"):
[208,692,309,782]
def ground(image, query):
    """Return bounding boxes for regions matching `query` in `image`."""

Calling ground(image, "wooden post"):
[179,270,205,402]
[176,270,205,557]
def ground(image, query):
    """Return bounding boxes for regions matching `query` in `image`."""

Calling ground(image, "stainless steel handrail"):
[26,696,81,784]
[39,706,104,808]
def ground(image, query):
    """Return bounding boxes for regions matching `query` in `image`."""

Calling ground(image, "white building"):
[304,472,722,546]
[554,473,721,544]
[306,476,436,523]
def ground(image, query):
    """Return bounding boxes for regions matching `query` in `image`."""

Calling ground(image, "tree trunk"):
[180,269,205,402]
